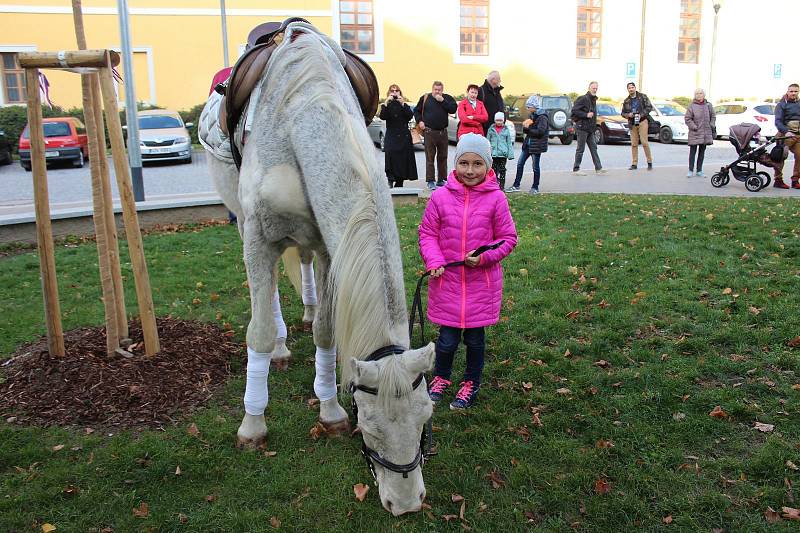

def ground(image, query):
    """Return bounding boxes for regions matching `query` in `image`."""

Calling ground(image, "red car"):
[18,117,89,170]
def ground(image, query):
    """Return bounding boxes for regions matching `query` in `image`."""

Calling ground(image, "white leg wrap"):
[243,347,271,415]
[301,261,318,305]
[313,345,338,402]
[271,287,288,339]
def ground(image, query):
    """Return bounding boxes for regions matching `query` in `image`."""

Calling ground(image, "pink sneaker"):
[428,376,451,403]
[449,381,480,410]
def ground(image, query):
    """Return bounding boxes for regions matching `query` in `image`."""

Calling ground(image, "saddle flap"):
[343,50,379,126]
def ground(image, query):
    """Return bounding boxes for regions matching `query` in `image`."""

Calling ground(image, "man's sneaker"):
[687,171,694,178]
[774,179,790,189]
[436,180,445,187]
[504,185,520,192]
[596,168,608,174]
[572,170,587,176]
[426,182,436,191]
[628,164,637,170]
[792,181,800,190]
[428,376,451,404]
[647,162,653,170]
[695,171,705,178]
[450,381,480,410]
[528,187,539,194]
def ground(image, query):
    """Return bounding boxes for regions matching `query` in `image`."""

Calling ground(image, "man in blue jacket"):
[774,83,800,189]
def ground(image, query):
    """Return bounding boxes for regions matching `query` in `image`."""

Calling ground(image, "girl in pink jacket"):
[456,84,489,140]
[419,133,517,409]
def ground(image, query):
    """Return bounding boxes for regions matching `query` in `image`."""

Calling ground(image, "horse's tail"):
[281,247,302,298]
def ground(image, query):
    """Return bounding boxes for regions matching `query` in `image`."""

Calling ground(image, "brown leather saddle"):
[218,18,379,169]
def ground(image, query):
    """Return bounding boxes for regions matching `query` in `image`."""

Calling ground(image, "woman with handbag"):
[379,84,418,188]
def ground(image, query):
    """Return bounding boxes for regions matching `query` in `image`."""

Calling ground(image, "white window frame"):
[331,0,385,62]
[452,1,495,64]
[109,46,157,106]
[0,45,37,106]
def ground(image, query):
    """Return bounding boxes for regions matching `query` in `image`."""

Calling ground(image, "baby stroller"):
[711,123,784,192]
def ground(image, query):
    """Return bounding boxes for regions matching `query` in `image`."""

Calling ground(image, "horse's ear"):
[350,359,380,387]
[404,343,435,374]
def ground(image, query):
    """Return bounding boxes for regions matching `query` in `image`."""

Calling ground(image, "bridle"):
[349,345,433,480]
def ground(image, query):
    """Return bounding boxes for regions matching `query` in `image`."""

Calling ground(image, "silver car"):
[136,110,193,164]
[367,103,423,151]
[448,113,515,144]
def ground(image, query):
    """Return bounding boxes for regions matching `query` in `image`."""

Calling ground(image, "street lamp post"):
[116,0,144,202]
[709,2,722,101]
[638,0,646,90]
[220,0,230,68]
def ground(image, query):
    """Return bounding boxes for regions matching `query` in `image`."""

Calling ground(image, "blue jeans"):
[512,147,541,189]
[434,325,485,385]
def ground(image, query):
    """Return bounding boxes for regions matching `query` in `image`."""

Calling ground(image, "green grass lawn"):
[2,193,800,531]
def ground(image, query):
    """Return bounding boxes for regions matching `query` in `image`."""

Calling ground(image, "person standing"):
[773,83,800,189]
[478,70,504,136]
[487,111,514,190]
[419,133,517,410]
[621,82,654,170]
[684,88,715,178]
[378,84,418,188]
[415,81,458,190]
[506,95,548,194]
[456,84,488,140]
[571,81,606,175]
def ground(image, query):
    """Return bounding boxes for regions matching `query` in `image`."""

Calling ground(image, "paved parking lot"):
[0,138,791,210]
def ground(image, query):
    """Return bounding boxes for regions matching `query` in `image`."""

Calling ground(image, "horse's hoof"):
[320,417,351,437]
[236,434,267,450]
[302,321,313,332]
[271,357,290,371]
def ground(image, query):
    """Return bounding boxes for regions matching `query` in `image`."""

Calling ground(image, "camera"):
[392,95,399,100]
[633,113,641,125]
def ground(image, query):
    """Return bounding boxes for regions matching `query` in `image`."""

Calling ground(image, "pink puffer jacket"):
[419,169,517,328]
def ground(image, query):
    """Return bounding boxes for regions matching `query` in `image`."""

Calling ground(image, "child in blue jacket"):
[486,111,515,190]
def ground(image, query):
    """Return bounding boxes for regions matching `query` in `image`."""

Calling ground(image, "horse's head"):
[350,344,435,516]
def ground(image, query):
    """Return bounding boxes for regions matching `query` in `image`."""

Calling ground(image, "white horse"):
[224,22,435,515]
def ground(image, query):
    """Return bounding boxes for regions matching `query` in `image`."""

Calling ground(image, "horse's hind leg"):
[299,247,317,331]
[270,285,291,370]
[237,226,282,449]
[311,251,349,436]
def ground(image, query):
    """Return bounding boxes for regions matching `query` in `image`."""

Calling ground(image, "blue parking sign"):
[773,64,782,79]
[626,62,636,77]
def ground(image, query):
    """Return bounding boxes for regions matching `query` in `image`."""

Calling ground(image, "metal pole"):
[709,3,721,101]
[638,0,646,90]
[116,0,144,202]
[220,0,230,68]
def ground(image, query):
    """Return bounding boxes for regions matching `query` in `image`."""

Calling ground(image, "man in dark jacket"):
[415,81,458,189]
[774,83,800,189]
[506,95,548,194]
[621,82,654,170]
[571,81,606,175]
[478,71,504,135]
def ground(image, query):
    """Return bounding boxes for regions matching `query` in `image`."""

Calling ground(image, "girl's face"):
[468,87,479,99]
[494,119,504,127]
[456,153,487,187]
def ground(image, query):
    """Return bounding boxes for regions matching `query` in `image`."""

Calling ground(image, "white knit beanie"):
[494,111,505,121]
[454,133,493,168]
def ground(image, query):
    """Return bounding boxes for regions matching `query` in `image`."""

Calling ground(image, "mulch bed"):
[0,317,244,429]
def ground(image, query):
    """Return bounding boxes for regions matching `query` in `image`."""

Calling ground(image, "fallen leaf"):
[451,493,464,503]
[175,466,181,476]
[595,439,615,449]
[793,384,800,391]
[270,516,281,528]
[309,422,326,440]
[673,412,686,421]
[532,412,543,427]
[787,460,799,471]
[722,287,732,295]
[51,444,65,452]
[783,507,800,521]
[306,398,320,407]
[765,506,781,524]
[564,349,572,358]
[522,382,533,391]
[41,524,56,533]
[205,494,218,503]
[264,451,278,457]
[478,502,487,512]
[788,336,800,348]
[62,485,80,496]
[709,405,727,419]
[459,500,466,520]
[705,213,714,220]
[568,266,578,275]
[442,514,458,522]
[597,299,610,309]
[754,422,774,433]
[594,478,611,495]
[353,483,369,502]
[178,513,188,524]
[588,386,599,395]
[83,428,95,435]
[186,423,200,436]
[132,502,149,518]
[565,310,580,320]
[556,387,572,395]
[486,469,506,489]
[191,298,202,306]
[749,306,761,315]
[593,359,611,368]
[663,515,673,524]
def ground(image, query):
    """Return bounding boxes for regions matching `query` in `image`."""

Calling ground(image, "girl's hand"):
[464,251,481,267]
[429,267,445,278]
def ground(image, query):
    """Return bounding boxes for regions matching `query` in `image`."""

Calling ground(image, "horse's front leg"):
[299,247,317,331]
[311,251,349,436]
[237,225,282,449]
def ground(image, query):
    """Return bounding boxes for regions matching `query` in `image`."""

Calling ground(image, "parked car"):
[0,129,12,165]
[593,103,660,145]
[134,110,193,164]
[507,94,575,145]
[649,101,690,143]
[447,113,515,143]
[367,103,423,152]
[18,117,89,171]
[713,101,777,139]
